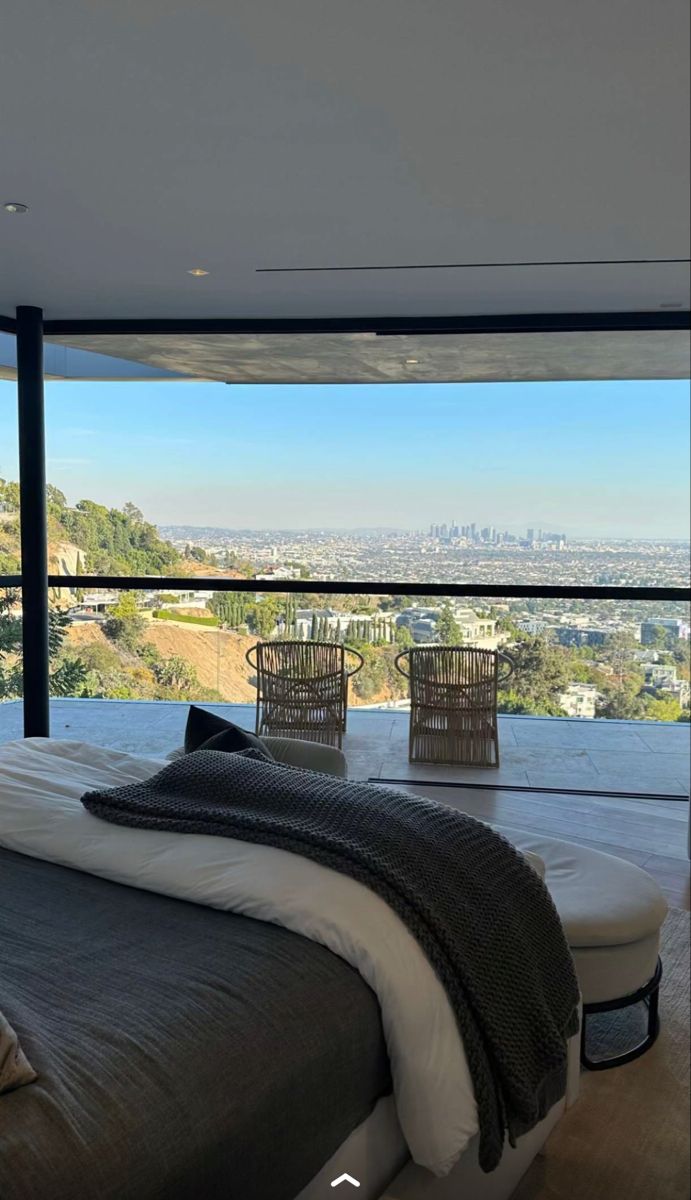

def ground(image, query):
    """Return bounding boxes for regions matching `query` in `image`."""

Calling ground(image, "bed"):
[0,847,392,1200]
[0,737,580,1200]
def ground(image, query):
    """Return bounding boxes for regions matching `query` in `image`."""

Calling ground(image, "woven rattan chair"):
[245,640,364,749]
[395,645,514,767]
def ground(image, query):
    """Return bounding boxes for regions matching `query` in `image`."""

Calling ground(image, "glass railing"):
[7,585,687,723]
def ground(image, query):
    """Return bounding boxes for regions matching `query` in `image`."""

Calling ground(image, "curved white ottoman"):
[497,827,668,1070]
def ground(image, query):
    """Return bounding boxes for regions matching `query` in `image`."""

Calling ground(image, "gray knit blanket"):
[81,749,580,1173]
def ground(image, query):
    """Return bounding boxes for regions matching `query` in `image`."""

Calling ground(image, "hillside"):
[143,623,257,701]
[0,475,410,709]
[1,526,91,582]
[67,621,256,703]
[66,617,407,708]
[173,560,244,579]
[1,480,184,577]
[50,542,84,577]
[144,621,407,707]
[2,482,406,709]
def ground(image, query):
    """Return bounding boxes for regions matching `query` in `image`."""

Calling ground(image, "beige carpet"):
[514,907,690,1200]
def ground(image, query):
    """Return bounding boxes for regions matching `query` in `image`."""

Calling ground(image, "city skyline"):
[161,520,687,544]
[0,377,689,538]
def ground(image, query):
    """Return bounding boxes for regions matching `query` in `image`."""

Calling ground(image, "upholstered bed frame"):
[299,1037,581,1200]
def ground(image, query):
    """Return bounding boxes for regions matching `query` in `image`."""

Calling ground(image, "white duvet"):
[0,737,477,1176]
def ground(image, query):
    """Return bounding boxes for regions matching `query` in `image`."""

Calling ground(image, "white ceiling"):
[1,0,689,321]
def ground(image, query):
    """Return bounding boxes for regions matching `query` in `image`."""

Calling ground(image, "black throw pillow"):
[199,730,274,761]
[183,705,273,758]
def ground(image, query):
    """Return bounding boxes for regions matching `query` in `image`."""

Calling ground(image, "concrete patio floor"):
[1,698,686,794]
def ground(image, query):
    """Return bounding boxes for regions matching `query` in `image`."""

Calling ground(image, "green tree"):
[0,592,23,698]
[498,634,570,715]
[0,551,20,574]
[350,643,409,703]
[671,640,690,676]
[436,602,462,645]
[77,641,136,699]
[246,596,281,639]
[641,693,683,722]
[56,496,180,576]
[46,484,67,519]
[596,681,646,721]
[208,591,253,629]
[496,615,523,641]
[153,655,199,692]
[74,551,85,604]
[103,591,146,652]
[0,592,86,699]
[138,642,161,669]
[0,479,20,511]
[645,624,674,651]
[122,501,144,524]
[208,592,233,626]
[600,630,641,686]
[395,624,414,649]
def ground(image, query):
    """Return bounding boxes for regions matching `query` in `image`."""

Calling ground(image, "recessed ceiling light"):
[405,358,420,365]
[3,201,29,214]
[187,267,209,277]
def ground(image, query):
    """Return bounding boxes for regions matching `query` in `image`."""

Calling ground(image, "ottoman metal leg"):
[580,958,662,1071]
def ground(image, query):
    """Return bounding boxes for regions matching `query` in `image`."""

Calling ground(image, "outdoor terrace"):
[1,700,688,909]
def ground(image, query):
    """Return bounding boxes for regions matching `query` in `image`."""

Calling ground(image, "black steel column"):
[16,305,49,737]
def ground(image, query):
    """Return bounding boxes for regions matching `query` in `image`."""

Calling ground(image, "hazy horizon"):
[157,521,691,543]
[1,377,690,540]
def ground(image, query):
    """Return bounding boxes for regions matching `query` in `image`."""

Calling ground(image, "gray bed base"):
[298,1024,580,1200]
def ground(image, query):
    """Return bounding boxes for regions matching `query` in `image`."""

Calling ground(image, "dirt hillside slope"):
[68,621,257,702]
[144,623,256,701]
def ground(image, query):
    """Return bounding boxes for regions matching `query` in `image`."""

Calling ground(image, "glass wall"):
[28,327,689,781]
[47,586,690,722]
[0,327,685,800]
[38,377,690,613]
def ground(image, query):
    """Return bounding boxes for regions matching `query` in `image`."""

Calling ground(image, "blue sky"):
[0,378,689,537]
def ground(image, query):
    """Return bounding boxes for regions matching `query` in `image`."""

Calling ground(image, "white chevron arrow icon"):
[331,1175,360,1188]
